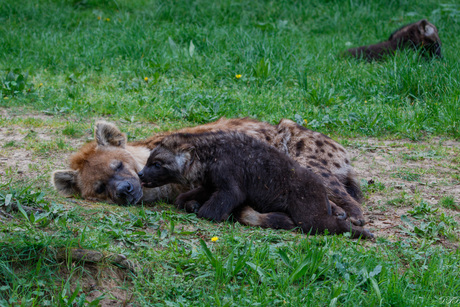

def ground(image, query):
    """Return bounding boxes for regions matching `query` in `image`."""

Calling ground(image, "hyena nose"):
[117,181,133,196]
[138,170,144,179]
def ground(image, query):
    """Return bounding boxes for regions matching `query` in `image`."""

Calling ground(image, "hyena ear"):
[418,19,434,36]
[179,143,195,154]
[95,121,127,148]
[52,170,80,197]
[178,144,196,166]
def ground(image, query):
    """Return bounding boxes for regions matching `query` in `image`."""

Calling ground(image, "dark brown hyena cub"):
[347,19,442,61]
[138,131,372,239]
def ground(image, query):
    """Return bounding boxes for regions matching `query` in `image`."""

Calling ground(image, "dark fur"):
[347,19,442,61]
[53,118,365,227]
[139,131,372,239]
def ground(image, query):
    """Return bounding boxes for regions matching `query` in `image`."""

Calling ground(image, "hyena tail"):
[344,172,363,203]
[233,206,296,230]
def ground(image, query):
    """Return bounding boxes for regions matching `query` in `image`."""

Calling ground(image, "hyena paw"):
[174,198,186,209]
[184,200,201,213]
[335,211,347,220]
[197,207,228,222]
[331,205,347,220]
[350,216,366,226]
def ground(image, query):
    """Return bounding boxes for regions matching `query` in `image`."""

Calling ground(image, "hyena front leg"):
[197,187,245,222]
[175,186,212,213]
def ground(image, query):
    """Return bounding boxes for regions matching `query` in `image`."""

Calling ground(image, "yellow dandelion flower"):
[97,16,101,20]
[39,83,43,87]
[144,77,148,82]
[304,119,308,125]
[105,18,110,22]
[235,74,242,79]
[211,236,219,242]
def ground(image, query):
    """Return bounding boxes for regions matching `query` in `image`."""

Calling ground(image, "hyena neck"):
[183,158,205,185]
[125,145,151,171]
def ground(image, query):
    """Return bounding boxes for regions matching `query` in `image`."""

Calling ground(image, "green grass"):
[1,0,459,138]
[1,185,460,305]
[1,0,460,305]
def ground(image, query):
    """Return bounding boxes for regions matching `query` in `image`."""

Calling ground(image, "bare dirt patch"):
[59,263,133,306]
[1,109,459,245]
[0,109,89,180]
[348,138,460,243]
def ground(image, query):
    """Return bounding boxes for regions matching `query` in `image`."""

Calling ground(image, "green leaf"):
[189,40,195,57]
[369,265,382,278]
[168,37,177,51]
[370,277,382,301]
[200,239,217,268]
[6,72,15,82]
[16,202,29,222]
[4,194,12,206]
[277,249,292,268]
[246,262,269,282]
[289,257,311,283]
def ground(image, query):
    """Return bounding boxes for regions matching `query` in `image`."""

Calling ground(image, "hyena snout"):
[116,181,134,196]
[112,180,143,205]
[431,43,442,58]
[137,170,145,179]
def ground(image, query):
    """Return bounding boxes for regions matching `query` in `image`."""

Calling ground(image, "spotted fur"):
[52,117,365,226]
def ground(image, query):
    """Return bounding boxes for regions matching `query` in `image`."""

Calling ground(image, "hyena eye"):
[95,184,106,194]
[110,161,123,171]
[153,162,161,169]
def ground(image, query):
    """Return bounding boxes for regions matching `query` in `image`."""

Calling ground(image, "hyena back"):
[138,131,372,239]
[52,117,365,226]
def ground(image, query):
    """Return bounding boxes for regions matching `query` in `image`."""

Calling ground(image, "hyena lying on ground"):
[53,117,366,227]
[138,131,373,239]
[346,19,442,61]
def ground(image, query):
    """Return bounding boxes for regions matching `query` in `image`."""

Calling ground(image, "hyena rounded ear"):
[52,170,81,197]
[418,19,430,35]
[95,121,127,148]
[179,143,195,153]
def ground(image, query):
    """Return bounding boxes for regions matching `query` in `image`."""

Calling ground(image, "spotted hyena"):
[347,19,442,61]
[138,131,372,238]
[52,117,365,226]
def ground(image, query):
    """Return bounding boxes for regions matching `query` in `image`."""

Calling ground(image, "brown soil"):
[1,110,459,237]
[349,138,460,243]
[59,262,134,306]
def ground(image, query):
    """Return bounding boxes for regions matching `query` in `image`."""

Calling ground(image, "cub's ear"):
[52,170,80,197]
[95,121,127,148]
[418,19,434,36]
[178,143,195,153]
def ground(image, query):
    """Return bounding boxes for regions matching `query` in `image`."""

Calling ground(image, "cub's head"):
[138,140,194,188]
[52,121,144,205]
[389,19,442,57]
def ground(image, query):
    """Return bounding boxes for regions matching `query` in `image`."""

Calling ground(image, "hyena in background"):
[347,19,442,61]
[53,117,365,228]
[138,131,372,239]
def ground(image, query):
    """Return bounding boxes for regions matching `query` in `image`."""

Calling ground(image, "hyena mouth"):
[141,182,156,188]
[133,193,143,205]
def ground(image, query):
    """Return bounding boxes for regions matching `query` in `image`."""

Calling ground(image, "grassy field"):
[1,0,460,305]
